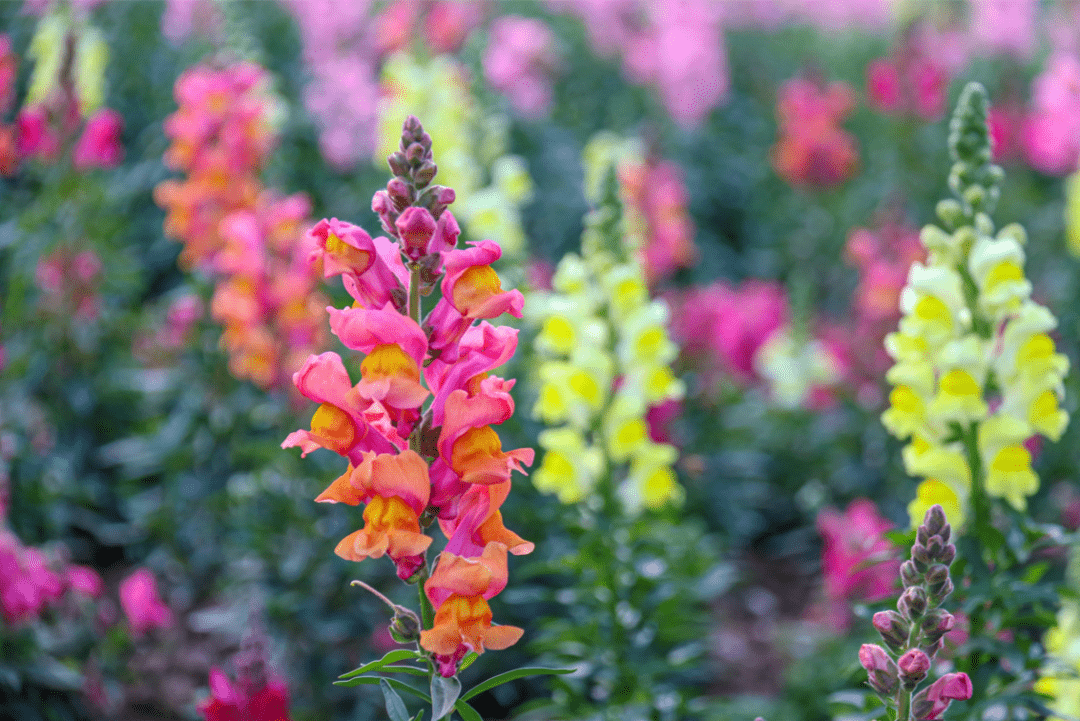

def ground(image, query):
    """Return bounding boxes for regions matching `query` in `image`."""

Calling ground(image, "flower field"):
[2,2,1080,721]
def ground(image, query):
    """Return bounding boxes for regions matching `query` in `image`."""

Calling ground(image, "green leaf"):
[339,650,423,679]
[381,679,411,721]
[1022,561,1050,585]
[382,664,430,677]
[460,666,575,702]
[333,675,431,703]
[410,712,425,721]
[453,699,483,721]
[458,652,479,673]
[430,674,461,721]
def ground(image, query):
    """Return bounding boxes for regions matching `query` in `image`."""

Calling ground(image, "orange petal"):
[314,464,361,504]
[482,624,523,650]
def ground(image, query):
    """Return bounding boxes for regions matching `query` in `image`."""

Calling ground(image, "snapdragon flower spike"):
[859,505,971,720]
[883,83,1069,525]
[285,116,532,679]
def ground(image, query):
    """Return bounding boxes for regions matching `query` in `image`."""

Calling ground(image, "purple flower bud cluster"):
[859,504,972,719]
[370,115,461,287]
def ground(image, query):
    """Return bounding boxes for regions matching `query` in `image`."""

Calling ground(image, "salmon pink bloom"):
[439,480,533,559]
[427,241,524,360]
[319,451,434,578]
[281,352,396,461]
[318,450,434,580]
[435,378,533,487]
[425,322,519,428]
[420,542,524,676]
[308,217,377,278]
[327,304,429,420]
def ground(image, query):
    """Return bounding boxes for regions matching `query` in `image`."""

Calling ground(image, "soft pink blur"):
[816,498,899,629]
[119,567,174,636]
[772,75,858,187]
[551,0,729,127]
[73,108,124,170]
[1023,51,1080,175]
[619,155,698,285]
[484,16,561,118]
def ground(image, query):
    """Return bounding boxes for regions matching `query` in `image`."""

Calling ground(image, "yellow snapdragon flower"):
[528,133,685,512]
[884,84,1069,526]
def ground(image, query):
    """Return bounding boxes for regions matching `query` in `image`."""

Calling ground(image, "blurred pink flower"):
[198,666,291,721]
[161,0,223,44]
[967,0,1037,60]
[619,155,697,286]
[1023,51,1080,175]
[551,0,728,127]
[16,105,61,161]
[817,498,898,629]
[772,75,858,187]
[72,108,124,170]
[67,564,104,598]
[119,567,174,636]
[988,102,1024,162]
[667,279,787,388]
[483,16,560,118]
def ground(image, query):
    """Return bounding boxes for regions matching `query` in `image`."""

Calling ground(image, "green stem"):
[416,565,435,632]
[408,262,422,454]
[896,686,912,721]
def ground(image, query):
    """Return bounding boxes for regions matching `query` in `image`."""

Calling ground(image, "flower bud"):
[938,543,956,567]
[912,671,973,719]
[911,543,930,571]
[406,141,426,165]
[898,586,928,621]
[388,151,409,177]
[387,177,413,211]
[413,161,437,188]
[898,649,931,687]
[872,610,909,651]
[917,526,930,546]
[919,637,944,659]
[859,644,898,696]
[922,504,948,537]
[925,564,949,590]
[925,535,943,560]
[900,560,922,588]
[396,207,437,261]
[419,185,456,219]
[920,609,954,639]
[929,577,954,606]
[391,612,420,643]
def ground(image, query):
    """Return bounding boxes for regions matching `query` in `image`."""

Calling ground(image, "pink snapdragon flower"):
[772,75,858,187]
[72,108,124,170]
[119,567,174,636]
[967,0,1037,60]
[198,666,291,721]
[551,0,728,127]
[483,16,560,119]
[1023,51,1080,176]
[619,154,697,286]
[817,498,899,627]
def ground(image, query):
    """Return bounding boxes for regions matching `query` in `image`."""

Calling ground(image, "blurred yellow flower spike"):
[526,133,686,512]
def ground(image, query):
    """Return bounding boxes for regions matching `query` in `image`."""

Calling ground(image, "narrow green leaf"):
[333,675,431,703]
[410,711,425,721]
[458,652,479,673]
[382,664,430,677]
[381,679,411,721]
[453,699,483,721]
[430,674,461,720]
[339,650,423,679]
[460,666,574,702]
